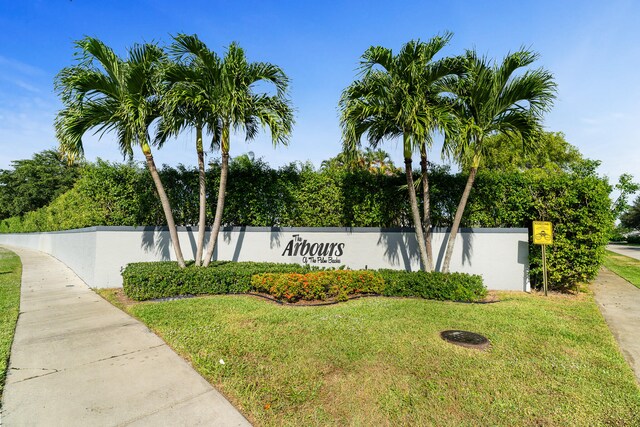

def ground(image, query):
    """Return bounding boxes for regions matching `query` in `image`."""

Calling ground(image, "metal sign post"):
[541,245,548,296]
[532,221,553,296]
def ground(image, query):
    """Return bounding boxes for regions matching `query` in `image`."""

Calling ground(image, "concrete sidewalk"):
[0,246,251,426]
[592,267,640,384]
[607,243,640,261]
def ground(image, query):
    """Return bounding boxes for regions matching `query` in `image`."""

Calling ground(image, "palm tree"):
[440,49,556,272]
[155,34,223,266]
[340,35,456,271]
[321,151,359,172]
[417,53,463,264]
[197,42,294,267]
[363,148,398,175]
[54,37,187,267]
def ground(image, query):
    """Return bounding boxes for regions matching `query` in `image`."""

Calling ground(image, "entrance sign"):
[532,221,553,296]
[281,233,345,265]
[532,221,553,245]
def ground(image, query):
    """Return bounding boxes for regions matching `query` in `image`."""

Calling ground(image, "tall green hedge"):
[467,171,612,290]
[0,157,613,290]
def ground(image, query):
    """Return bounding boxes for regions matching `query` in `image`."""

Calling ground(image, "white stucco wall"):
[0,226,529,291]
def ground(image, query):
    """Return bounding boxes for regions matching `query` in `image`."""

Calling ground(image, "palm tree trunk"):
[203,150,229,267]
[405,158,430,271]
[420,143,433,271]
[442,166,478,273]
[142,143,186,268]
[194,126,206,266]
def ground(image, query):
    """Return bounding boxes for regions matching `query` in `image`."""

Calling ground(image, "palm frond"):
[55,37,164,159]
[442,47,556,167]
[341,35,456,160]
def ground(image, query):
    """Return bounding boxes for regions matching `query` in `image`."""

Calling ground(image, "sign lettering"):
[281,234,344,264]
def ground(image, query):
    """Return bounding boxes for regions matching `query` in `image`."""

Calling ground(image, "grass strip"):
[98,288,640,426]
[0,247,21,404]
[604,250,640,289]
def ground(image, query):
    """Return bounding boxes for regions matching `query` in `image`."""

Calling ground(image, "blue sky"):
[1,0,639,187]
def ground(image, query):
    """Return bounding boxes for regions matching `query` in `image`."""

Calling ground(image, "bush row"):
[378,270,487,301]
[122,261,311,301]
[251,270,385,302]
[122,261,486,303]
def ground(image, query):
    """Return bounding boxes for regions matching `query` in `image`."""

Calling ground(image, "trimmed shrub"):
[123,261,486,303]
[377,270,487,302]
[122,261,310,301]
[465,170,612,290]
[523,172,612,291]
[252,270,385,302]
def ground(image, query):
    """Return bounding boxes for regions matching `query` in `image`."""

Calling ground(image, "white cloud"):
[0,55,46,77]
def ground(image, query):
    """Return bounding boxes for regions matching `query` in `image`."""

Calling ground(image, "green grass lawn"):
[0,247,21,403]
[99,289,640,426]
[604,250,640,289]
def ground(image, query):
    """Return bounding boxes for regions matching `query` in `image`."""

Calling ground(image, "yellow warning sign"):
[533,221,553,245]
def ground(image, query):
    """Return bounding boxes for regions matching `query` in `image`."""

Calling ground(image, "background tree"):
[363,148,400,175]
[459,131,583,172]
[458,127,638,237]
[611,173,640,221]
[620,195,640,230]
[54,36,187,267]
[441,49,556,272]
[322,152,357,171]
[0,149,82,220]
[320,148,400,175]
[200,42,294,267]
[340,35,456,271]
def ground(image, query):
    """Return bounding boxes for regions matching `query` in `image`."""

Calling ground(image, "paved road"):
[592,268,640,385]
[607,244,640,261]
[0,246,251,427]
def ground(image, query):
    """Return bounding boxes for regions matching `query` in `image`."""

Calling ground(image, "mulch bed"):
[116,289,502,306]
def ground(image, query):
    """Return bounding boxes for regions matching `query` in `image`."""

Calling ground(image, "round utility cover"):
[440,330,490,350]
